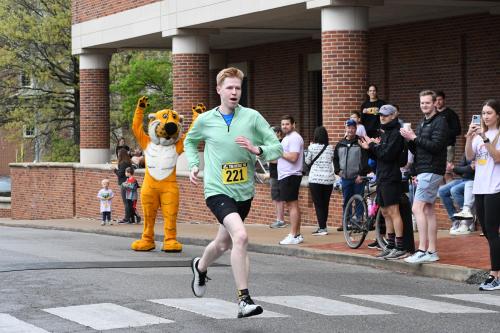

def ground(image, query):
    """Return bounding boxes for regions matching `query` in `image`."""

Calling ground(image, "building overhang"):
[72,0,500,54]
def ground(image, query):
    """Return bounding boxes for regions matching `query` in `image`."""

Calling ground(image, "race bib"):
[222,162,248,184]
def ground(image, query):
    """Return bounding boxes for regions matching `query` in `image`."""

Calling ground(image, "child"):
[350,110,367,137]
[97,179,114,226]
[121,167,141,224]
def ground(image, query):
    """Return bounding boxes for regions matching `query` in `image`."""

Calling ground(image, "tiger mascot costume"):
[131,96,204,252]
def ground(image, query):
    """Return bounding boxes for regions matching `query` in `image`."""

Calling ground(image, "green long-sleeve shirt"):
[184,105,283,201]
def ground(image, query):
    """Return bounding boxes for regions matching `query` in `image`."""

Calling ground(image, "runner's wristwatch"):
[483,137,490,143]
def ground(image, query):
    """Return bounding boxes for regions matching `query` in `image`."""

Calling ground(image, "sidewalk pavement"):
[0,217,489,284]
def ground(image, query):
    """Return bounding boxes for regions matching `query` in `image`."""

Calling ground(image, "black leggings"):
[475,192,500,271]
[309,183,333,229]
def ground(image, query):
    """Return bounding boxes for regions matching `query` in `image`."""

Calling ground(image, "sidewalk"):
[0,217,489,284]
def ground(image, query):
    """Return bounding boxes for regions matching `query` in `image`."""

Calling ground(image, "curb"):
[0,222,487,284]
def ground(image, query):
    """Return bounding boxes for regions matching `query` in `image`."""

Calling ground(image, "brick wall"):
[322,31,368,143]
[0,131,17,176]
[227,39,321,143]
[172,54,209,130]
[367,13,500,164]
[72,0,159,24]
[80,69,110,149]
[10,164,75,219]
[10,164,455,230]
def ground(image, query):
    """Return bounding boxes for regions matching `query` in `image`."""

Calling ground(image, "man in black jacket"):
[360,104,407,259]
[435,91,461,163]
[400,90,448,264]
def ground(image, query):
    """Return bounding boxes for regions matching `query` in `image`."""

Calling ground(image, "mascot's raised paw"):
[137,96,150,109]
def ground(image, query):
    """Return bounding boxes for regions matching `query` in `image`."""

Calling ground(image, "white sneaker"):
[453,208,473,219]
[191,257,209,297]
[237,296,263,318]
[100,221,105,226]
[454,222,471,235]
[279,234,302,245]
[404,250,428,264]
[449,220,460,235]
[422,251,440,262]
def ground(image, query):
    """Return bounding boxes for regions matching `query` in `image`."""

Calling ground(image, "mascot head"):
[148,109,184,146]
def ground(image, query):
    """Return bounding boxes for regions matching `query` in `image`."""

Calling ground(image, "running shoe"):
[191,257,209,297]
[237,296,263,318]
[479,275,500,291]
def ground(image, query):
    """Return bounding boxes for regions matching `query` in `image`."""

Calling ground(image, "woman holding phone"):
[465,99,500,291]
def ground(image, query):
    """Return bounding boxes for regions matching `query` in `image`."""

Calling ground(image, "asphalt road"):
[0,226,498,333]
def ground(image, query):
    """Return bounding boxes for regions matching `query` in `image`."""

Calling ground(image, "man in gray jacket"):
[334,119,370,229]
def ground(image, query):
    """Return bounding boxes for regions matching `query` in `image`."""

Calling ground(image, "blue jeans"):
[438,179,465,219]
[341,178,365,217]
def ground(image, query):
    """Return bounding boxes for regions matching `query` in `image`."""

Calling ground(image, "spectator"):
[121,167,140,224]
[131,148,145,169]
[277,115,304,245]
[400,90,448,264]
[361,84,386,138]
[350,111,367,137]
[359,104,407,259]
[437,156,475,234]
[114,148,132,223]
[97,179,114,226]
[115,137,130,159]
[465,99,500,291]
[305,126,335,236]
[269,126,286,229]
[334,119,369,232]
[435,91,462,163]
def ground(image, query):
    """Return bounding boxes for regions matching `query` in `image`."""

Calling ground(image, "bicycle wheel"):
[374,208,387,250]
[342,194,368,249]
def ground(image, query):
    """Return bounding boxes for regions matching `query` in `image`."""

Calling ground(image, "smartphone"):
[472,115,481,125]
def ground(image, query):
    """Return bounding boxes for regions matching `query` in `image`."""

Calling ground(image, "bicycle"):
[341,176,386,249]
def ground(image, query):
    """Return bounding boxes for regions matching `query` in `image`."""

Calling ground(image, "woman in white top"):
[465,99,500,291]
[305,126,335,235]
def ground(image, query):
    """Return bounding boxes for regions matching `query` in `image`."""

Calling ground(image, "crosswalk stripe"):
[0,314,49,333]
[43,303,172,330]
[254,296,393,316]
[437,294,500,307]
[344,295,497,313]
[150,298,287,319]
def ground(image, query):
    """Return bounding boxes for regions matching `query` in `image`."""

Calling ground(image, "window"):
[20,73,31,87]
[23,125,35,138]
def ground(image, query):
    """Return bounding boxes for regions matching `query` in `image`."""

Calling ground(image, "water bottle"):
[367,197,374,217]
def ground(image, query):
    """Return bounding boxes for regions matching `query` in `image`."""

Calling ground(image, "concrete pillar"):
[320,6,368,141]
[79,52,112,164]
[172,34,210,127]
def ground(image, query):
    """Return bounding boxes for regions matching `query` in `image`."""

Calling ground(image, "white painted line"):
[0,314,49,333]
[344,295,497,314]
[43,303,172,330]
[254,296,392,316]
[437,294,500,307]
[150,298,287,319]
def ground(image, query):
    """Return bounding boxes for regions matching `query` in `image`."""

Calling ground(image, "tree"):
[110,50,173,141]
[0,0,79,161]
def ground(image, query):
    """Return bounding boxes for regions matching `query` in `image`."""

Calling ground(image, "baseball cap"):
[379,104,397,116]
[345,119,357,127]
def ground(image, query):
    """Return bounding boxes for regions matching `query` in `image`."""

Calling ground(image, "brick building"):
[8,0,500,227]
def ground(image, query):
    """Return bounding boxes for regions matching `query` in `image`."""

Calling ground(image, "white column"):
[172,35,209,54]
[79,52,112,165]
[321,6,368,32]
